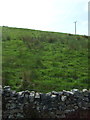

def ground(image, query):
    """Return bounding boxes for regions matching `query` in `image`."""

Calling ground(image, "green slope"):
[2,26,88,92]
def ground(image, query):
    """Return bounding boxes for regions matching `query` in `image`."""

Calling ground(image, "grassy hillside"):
[2,26,88,92]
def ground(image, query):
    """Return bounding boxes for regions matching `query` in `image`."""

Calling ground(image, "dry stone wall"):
[1,86,90,119]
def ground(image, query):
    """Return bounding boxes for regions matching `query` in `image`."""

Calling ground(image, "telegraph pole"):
[74,21,77,34]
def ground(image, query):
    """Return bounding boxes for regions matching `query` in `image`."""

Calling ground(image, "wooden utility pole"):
[74,21,77,34]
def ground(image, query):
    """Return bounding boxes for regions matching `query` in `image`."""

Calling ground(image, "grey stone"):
[65,109,72,113]
[59,114,66,118]
[74,106,78,110]
[82,89,88,92]
[71,89,79,93]
[51,94,57,101]
[61,95,67,101]
[51,91,59,95]
[4,86,11,91]
[35,93,40,99]
[16,112,24,118]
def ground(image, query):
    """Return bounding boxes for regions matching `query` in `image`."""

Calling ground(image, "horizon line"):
[1,25,88,36]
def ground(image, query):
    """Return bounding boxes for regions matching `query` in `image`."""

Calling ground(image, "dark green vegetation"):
[2,26,89,92]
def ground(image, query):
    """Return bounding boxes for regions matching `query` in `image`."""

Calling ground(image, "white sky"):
[0,0,89,35]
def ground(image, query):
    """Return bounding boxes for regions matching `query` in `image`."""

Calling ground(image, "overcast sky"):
[0,0,89,35]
